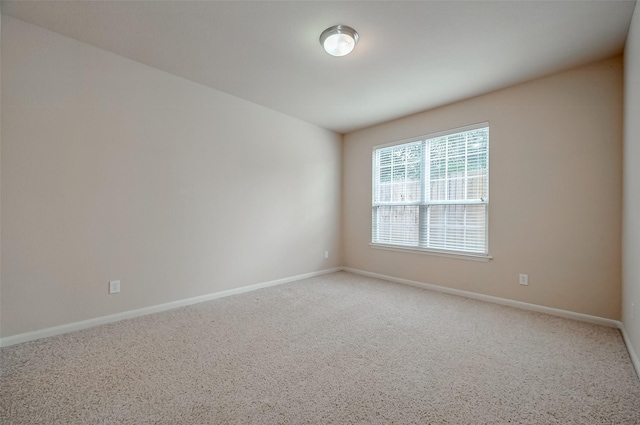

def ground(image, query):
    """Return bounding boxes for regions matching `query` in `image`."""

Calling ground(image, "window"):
[372,123,489,257]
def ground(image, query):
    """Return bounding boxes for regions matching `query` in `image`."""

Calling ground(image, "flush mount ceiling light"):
[320,25,359,57]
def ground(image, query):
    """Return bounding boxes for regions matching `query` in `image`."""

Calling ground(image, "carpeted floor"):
[1,271,639,424]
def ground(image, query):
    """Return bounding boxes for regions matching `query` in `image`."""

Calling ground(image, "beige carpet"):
[1,271,639,424]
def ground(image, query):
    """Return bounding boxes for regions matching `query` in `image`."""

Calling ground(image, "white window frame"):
[371,122,491,261]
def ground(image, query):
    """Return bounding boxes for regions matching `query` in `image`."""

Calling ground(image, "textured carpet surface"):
[1,271,639,424]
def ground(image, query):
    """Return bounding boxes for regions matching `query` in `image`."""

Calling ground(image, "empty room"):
[1,0,640,423]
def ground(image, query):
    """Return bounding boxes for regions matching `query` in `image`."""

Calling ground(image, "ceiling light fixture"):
[320,25,359,57]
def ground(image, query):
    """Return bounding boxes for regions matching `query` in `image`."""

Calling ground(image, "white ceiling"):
[1,0,636,134]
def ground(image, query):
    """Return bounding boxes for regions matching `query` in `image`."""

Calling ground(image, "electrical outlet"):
[109,280,120,294]
[324,251,329,259]
[519,274,528,286]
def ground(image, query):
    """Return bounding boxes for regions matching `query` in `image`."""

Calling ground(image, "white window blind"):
[372,124,489,255]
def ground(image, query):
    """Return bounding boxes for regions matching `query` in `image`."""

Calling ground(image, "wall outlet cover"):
[109,280,121,294]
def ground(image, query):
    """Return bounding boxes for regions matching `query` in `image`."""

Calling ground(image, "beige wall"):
[623,4,640,361]
[0,16,342,338]
[343,57,623,320]
[0,9,3,338]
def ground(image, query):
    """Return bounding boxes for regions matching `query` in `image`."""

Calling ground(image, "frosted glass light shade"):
[320,25,359,57]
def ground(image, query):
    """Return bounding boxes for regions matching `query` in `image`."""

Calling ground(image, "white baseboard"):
[619,323,640,379]
[342,267,640,379]
[0,267,342,348]
[343,267,620,328]
[4,265,639,381]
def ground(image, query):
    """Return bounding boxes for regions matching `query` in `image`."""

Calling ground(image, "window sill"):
[369,243,492,262]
